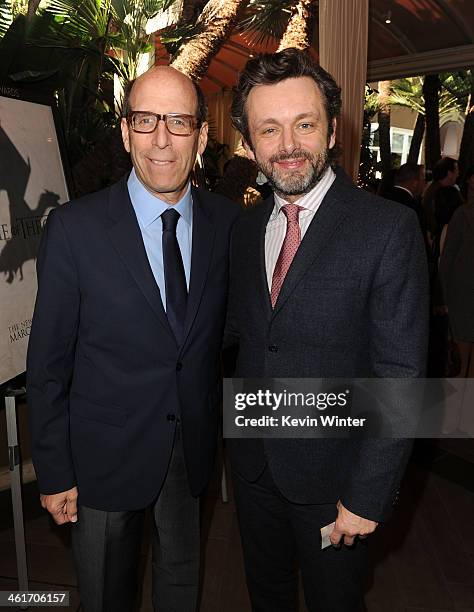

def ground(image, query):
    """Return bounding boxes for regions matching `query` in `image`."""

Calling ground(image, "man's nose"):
[151,119,171,148]
[279,126,299,154]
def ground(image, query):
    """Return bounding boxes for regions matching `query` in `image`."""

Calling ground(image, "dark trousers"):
[71,426,199,612]
[233,466,367,612]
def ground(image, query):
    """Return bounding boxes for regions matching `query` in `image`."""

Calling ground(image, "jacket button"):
[268,345,278,353]
[176,362,183,371]
[167,414,176,422]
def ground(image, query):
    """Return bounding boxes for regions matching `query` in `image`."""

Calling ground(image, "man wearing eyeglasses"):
[27,66,239,612]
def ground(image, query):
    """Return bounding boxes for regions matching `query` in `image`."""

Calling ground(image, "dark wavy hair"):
[121,73,207,125]
[231,48,342,165]
[432,157,458,182]
[395,162,424,184]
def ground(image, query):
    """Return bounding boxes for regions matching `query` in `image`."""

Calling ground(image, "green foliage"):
[237,0,293,46]
[111,0,175,79]
[389,77,425,115]
[0,1,14,37]
[0,0,179,194]
[385,75,466,121]
[161,21,198,57]
[364,84,379,118]
[0,0,27,38]
[11,0,28,18]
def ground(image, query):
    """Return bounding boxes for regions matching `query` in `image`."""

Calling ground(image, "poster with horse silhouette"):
[0,87,69,386]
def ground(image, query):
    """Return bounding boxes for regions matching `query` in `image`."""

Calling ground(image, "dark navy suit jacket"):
[27,176,239,511]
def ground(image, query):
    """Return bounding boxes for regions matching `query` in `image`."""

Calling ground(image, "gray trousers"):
[71,426,200,612]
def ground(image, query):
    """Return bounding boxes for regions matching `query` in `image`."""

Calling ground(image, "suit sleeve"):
[341,208,429,521]
[27,208,80,494]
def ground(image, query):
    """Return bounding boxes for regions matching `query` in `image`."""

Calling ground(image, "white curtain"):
[319,0,369,182]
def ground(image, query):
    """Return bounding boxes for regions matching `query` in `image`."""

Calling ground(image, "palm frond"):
[142,0,176,18]
[9,67,59,81]
[112,0,175,21]
[237,0,293,47]
[388,77,425,115]
[0,0,14,38]
[39,0,115,40]
[389,93,424,115]
[160,21,198,55]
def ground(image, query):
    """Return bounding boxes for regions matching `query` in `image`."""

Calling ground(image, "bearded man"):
[225,49,429,612]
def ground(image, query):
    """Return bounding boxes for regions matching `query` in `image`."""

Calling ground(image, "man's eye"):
[261,127,278,136]
[298,122,315,131]
[170,118,186,126]
[138,115,154,125]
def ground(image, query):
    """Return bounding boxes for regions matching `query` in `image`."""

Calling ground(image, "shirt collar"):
[127,168,193,228]
[393,185,414,198]
[272,166,335,218]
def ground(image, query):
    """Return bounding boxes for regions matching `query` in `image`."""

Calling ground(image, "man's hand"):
[330,500,378,547]
[40,486,78,525]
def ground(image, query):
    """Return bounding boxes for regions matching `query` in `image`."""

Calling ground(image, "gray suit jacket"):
[226,169,429,522]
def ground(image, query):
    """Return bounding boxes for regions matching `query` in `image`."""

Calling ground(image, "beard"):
[255,148,330,198]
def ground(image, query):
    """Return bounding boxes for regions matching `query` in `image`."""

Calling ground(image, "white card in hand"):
[320,522,335,549]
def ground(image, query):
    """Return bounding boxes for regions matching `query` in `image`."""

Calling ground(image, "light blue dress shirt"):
[127,168,193,311]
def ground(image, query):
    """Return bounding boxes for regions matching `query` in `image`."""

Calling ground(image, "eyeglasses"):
[127,111,200,136]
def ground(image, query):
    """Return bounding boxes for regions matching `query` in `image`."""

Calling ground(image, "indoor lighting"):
[385,10,392,24]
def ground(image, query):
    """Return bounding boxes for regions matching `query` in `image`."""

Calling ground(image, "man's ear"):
[197,122,209,156]
[242,138,256,161]
[121,118,131,153]
[328,118,337,149]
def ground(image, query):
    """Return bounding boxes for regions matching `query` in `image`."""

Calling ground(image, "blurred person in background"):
[383,162,426,235]
[461,165,474,207]
[438,203,474,379]
[422,157,463,246]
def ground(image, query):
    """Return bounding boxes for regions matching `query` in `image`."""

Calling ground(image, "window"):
[369,123,421,178]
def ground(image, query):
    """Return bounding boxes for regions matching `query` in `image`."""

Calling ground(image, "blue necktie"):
[161,209,187,344]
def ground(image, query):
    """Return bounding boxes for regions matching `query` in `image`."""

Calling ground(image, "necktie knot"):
[282,203,302,225]
[161,208,180,232]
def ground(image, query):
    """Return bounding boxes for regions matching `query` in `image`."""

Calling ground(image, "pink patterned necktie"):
[270,203,303,308]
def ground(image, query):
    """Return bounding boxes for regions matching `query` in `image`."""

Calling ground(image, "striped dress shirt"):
[265,167,336,290]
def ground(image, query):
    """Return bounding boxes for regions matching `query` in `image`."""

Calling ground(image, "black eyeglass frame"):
[126,111,201,136]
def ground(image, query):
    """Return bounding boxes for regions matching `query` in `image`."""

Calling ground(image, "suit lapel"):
[258,196,275,319]
[272,173,352,317]
[106,177,173,337]
[180,187,216,348]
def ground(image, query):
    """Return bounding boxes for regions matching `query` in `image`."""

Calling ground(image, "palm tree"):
[377,80,392,177]
[423,74,441,172]
[389,77,425,164]
[113,0,176,81]
[236,0,294,46]
[0,0,180,195]
[27,0,41,19]
[389,75,466,166]
[358,85,378,189]
[277,0,315,51]
[0,1,14,37]
[178,0,207,25]
[169,0,247,80]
